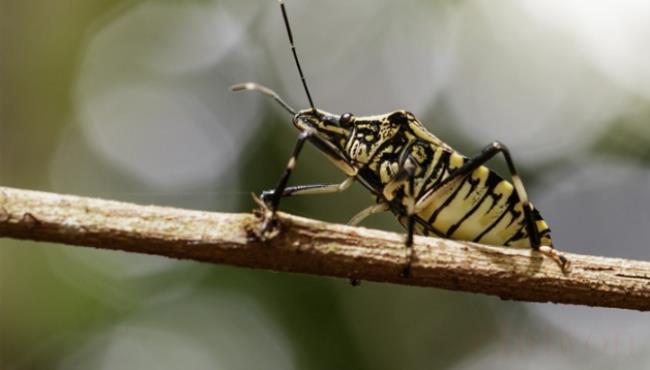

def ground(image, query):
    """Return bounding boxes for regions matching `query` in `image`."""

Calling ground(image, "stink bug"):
[231,0,570,277]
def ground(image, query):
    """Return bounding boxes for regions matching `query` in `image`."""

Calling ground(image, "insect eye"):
[339,112,354,127]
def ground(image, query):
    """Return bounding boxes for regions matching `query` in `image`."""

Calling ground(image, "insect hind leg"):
[481,142,569,270]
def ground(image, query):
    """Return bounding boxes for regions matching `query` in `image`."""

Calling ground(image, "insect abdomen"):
[415,157,553,248]
[350,111,553,249]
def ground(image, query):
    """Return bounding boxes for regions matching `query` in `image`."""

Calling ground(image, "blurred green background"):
[2,0,650,369]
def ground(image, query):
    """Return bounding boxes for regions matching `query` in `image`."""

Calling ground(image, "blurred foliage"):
[2,0,650,369]
[594,103,650,163]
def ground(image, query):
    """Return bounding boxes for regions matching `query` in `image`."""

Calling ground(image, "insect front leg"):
[260,129,357,236]
[259,129,315,234]
[381,154,419,278]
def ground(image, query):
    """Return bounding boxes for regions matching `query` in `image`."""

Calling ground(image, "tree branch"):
[1,186,649,310]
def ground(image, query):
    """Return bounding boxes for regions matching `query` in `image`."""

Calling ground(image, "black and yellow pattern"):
[288,109,553,246]
[232,0,569,277]
[342,110,553,249]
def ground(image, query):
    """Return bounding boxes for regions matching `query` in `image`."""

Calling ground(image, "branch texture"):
[1,186,649,310]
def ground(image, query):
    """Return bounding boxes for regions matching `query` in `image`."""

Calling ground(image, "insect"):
[232,0,570,277]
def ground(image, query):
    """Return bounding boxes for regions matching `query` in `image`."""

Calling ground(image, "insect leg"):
[261,177,354,204]
[267,129,315,215]
[379,145,421,277]
[403,158,417,278]
[346,201,390,288]
[347,201,390,287]
[348,202,390,226]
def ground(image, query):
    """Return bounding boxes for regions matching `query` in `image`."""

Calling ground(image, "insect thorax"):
[345,110,448,186]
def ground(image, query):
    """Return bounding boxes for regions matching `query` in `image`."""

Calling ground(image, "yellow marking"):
[323,125,348,136]
[368,145,394,172]
[414,177,462,224]
[287,157,296,170]
[383,178,405,201]
[449,152,464,169]
[473,165,489,182]
[432,147,444,167]
[414,148,441,197]
[508,237,530,248]
[391,162,399,176]
[357,113,392,121]
[412,145,427,163]
[480,202,525,246]
[456,195,496,235]
[325,156,357,176]
[494,180,513,195]
[365,135,375,141]
[365,140,387,162]
[408,120,445,147]
[379,161,395,183]
[474,180,515,243]
[311,116,348,135]
[536,220,548,231]
[416,147,445,192]
[430,180,473,235]
[446,169,491,240]
[345,129,356,152]
[357,143,369,162]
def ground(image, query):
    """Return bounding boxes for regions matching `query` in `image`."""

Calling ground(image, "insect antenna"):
[278,0,316,111]
[230,82,296,115]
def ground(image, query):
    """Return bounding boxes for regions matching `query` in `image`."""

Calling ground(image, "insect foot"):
[251,193,281,241]
[260,189,274,204]
[539,246,572,273]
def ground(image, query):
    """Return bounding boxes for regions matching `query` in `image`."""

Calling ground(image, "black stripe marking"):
[539,228,551,237]
[421,150,451,197]
[504,225,526,246]
[445,184,492,238]
[473,191,518,243]
[463,175,481,200]
[366,133,407,171]
[504,204,523,228]
[427,175,469,225]
[483,172,507,213]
